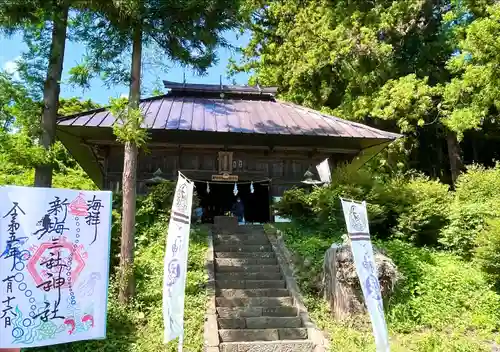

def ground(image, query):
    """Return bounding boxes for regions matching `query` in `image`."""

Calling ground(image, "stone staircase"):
[213,226,316,352]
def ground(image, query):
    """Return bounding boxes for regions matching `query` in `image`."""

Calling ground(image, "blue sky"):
[0,31,251,105]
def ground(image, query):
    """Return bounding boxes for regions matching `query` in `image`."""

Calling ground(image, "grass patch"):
[267,222,500,351]
[31,223,208,352]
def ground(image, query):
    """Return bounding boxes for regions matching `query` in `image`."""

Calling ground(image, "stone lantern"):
[144,168,166,187]
[301,170,323,187]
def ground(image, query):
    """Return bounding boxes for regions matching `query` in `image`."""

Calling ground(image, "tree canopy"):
[233,0,500,182]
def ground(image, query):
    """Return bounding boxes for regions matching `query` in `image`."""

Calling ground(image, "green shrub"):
[475,219,500,289]
[393,177,450,246]
[269,222,340,294]
[440,164,500,255]
[382,240,500,333]
[273,222,500,351]
[135,181,177,246]
[274,187,315,220]
[277,168,450,246]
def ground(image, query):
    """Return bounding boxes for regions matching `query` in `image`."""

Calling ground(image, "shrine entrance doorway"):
[195,181,270,224]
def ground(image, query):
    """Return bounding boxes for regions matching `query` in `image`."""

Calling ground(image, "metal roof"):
[57,95,400,140]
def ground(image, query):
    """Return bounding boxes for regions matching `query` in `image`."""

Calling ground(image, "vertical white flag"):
[316,158,331,184]
[163,174,194,343]
[340,198,390,352]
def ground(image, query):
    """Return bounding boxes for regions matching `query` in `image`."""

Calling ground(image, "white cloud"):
[2,56,21,80]
[120,93,128,99]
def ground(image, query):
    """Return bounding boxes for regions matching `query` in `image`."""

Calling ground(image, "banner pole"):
[177,334,183,352]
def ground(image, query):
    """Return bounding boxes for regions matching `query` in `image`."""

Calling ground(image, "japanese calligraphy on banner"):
[340,198,390,352]
[163,174,194,343]
[0,185,112,349]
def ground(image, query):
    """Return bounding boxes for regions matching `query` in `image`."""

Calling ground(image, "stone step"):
[218,316,302,329]
[214,244,273,252]
[214,234,269,245]
[220,226,266,235]
[219,328,308,342]
[217,306,298,319]
[217,288,290,298]
[215,252,275,259]
[216,296,293,308]
[216,232,268,237]
[220,340,314,352]
[217,272,282,281]
[216,279,286,289]
[215,258,277,266]
[215,264,281,273]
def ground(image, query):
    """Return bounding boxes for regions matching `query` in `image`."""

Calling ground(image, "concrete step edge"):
[215,264,281,272]
[218,328,308,342]
[215,258,277,262]
[216,297,294,308]
[215,252,276,258]
[216,274,283,281]
[216,288,290,298]
[219,340,315,352]
[218,316,303,329]
[216,306,298,318]
[214,245,273,252]
[216,272,282,277]
[216,280,287,289]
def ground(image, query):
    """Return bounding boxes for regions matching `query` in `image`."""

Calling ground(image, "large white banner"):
[163,174,194,343]
[340,198,390,352]
[0,186,112,348]
[316,158,331,184]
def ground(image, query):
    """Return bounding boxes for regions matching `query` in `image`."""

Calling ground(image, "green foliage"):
[383,240,500,333]
[109,97,149,147]
[109,181,199,267]
[33,224,209,352]
[441,4,500,138]
[268,223,500,351]
[440,164,500,255]
[276,167,449,246]
[475,219,500,289]
[234,0,500,178]
[273,187,314,221]
[0,71,101,188]
[393,178,450,246]
[269,222,339,294]
[70,0,245,89]
[349,75,440,133]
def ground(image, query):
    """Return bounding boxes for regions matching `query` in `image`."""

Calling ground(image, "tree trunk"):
[446,130,463,185]
[34,2,69,187]
[118,24,142,303]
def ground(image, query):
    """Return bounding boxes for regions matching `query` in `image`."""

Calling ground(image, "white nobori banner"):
[163,174,194,345]
[340,198,390,352]
[316,158,331,184]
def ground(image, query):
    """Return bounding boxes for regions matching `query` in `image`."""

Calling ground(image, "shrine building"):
[56,81,399,223]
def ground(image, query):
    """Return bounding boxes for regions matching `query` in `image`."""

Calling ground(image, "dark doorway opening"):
[194,181,270,224]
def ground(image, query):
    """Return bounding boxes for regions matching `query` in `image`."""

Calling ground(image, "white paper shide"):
[163,174,194,343]
[0,186,112,348]
[340,198,390,352]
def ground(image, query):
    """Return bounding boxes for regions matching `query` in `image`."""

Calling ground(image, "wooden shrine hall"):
[56,81,399,223]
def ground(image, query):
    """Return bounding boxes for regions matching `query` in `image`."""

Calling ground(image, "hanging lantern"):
[233,183,238,196]
[206,181,210,194]
[250,181,254,194]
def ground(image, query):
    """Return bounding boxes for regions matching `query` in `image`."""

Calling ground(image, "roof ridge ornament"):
[256,78,262,94]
